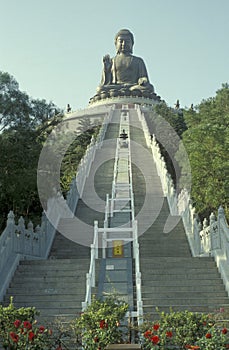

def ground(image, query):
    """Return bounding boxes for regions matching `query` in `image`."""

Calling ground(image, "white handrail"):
[82,220,98,310]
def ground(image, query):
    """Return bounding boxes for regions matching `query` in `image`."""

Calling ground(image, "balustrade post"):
[218,206,225,229]
[26,221,34,256]
[102,229,107,259]
[94,221,99,259]
[40,211,47,256]
[218,206,226,250]
[5,211,15,255]
[193,217,201,255]
[90,244,95,287]
[210,212,220,250]
[17,216,26,254]
[34,225,40,256]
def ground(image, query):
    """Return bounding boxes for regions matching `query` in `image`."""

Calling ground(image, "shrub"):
[73,296,129,350]
[0,298,54,350]
[140,309,218,349]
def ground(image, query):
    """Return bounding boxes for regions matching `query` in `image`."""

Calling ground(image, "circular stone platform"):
[88,94,161,108]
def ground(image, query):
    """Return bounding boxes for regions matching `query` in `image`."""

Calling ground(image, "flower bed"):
[0,298,54,349]
[140,309,229,350]
[1,298,229,350]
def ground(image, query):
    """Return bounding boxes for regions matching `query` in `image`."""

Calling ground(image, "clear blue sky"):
[1,0,228,111]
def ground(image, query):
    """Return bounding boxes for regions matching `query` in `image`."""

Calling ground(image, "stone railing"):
[135,105,178,216]
[198,207,229,295]
[136,105,229,295]
[0,106,114,301]
[0,211,52,300]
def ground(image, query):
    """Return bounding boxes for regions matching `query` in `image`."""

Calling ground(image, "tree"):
[0,71,63,229]
[182,84,229,219]
[146,102,188,187]
[0,71,100,231]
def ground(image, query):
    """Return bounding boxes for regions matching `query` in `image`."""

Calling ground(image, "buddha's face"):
[115,34,133,54]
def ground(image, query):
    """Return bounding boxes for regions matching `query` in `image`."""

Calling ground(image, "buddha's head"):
[115,29,134,54]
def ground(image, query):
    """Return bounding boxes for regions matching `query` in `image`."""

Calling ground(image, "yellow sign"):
[113,240,124,257]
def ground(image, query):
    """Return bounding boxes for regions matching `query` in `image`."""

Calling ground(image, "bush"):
[0,298,54,350]
[73,296,129,350]
[140,309,229,349]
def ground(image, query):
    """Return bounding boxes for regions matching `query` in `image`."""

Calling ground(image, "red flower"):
[55,347,63,350]
[39,325,45,333]
[166,331,173,338]
[28,331,35,341]
[94,337,99,343]
[23,321,32,329]
[144,330,152,339]
[222,328,228,334]
[14,319,21,328]
[205,332,212,338]
[99,320,108,329]
[185,346,200,349]
[151,335,160,344]
[10,332,19,343]
[153,323,160,331]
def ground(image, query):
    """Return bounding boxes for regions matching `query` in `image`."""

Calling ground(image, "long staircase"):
[2,104,229,329]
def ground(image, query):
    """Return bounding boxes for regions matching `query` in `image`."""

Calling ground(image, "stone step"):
[140,260,216,268]
[36,314,78,323]
[13,261,90,277]
[141,290,228,299]
[17,264,89,272]
[142,293,228,306]
[7,284,86,293]
[5,300,83,309]
[143,304,228,315]
[49,234,91,259]
[4,294,85,302]
[20,258,89,265]
[18,259,89,273]
[141,278,224,287]
[139,240,191,246]
[140,272,221,281]
[11,276,87,284]
[140,284,225,292]
[139,256,214,262]
[21,306,81,317]
[140,267,221,275]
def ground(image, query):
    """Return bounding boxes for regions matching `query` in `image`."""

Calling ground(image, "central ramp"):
[83,106,143,324]
[97,108,134,309]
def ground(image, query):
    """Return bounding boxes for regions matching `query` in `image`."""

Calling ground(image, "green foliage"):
[153,101,187,138]
[0,128,42,219]
[182,84,229,219]
[195,326,229,350]
[140,309,229,349]
[147,102,187,187]
[0,298,54,350]
[60,124,100,196]
[0,71,102,230]
[73,296,129,350]
[0,71,65,229]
